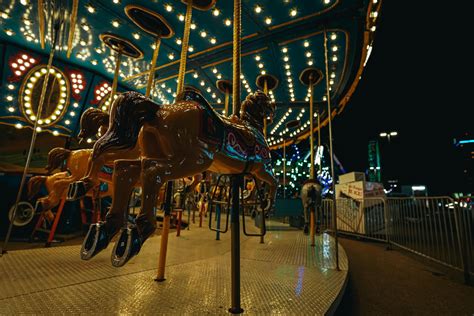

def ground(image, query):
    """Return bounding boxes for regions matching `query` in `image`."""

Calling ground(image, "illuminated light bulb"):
[290,8,297,17]
[191,23,197,30]
[166,4,173,12]
[210,38,216,44]
[112,20,120,28]
[255,55,261,61]
[87,5,95,13]
[176,38,182,45]
[212,68,218,73]
[206,87,211,93]
[306,51,311,58]
[217,74,222,79]
[213,8,220,16]
[307,60,313,66]
[133,33,140,40]
[332,46,338,52]
[282,47,288,53]
[53,130,59,136]
[36,127,42,132]
[324,0,330,4]
[330,33,337,40]
[113,0,120,3]
[332,55,338,62]
[200,31,207,38]
[258,63,264,68]
[8,84,15,90]
[65,120,70,125]
[284,64,290,69]
[51,115,57,120]
[255,5,262,14]
[178,14,184,21]
[6,95,13,101]
[11,62,18,68]
[265,17,272,25]
[225,19,231,26]
[217,98,222,103]
[304,41,310,48]
[188,46,194,52]
[261,70,266,75]
[8,107,14,112]
[371,26,376,32]
[87,138,92,143]
[5,29,14,36]
[15,123,22,129]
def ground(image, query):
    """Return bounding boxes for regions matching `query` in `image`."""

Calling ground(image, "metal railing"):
[321,196,473,282]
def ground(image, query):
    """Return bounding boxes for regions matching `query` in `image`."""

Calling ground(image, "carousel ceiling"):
[0,0,381,147]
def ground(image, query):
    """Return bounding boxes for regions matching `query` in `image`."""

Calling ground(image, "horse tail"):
[92,92,160,159]
[27,176,46,200]
[46,147,71,174]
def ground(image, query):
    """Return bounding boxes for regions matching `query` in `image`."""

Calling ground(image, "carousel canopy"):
[0,0,381,148]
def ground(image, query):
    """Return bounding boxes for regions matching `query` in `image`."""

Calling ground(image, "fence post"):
[384,198,392,250]
[453,204,470,284]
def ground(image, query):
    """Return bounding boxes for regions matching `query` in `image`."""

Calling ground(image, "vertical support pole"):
[109,50,123,107]
[324,29,339,270]
[283,140,286,199]
[66,0,79,58]
[176,210,182,237]
[229,0,243,313]
[45,198,66,247]
[176,1,193,94]
[1,40,57,255]
[259,80,268,244]
[309,80,316,247]
[156,180,173,281]
[145,38,162,98]
[229,175,243,314]
[216,204,221,240]
[224,92,230,116]
[317,107,321,173]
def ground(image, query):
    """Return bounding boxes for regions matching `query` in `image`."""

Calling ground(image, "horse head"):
[78,108,110,142]
[240,90,276,129]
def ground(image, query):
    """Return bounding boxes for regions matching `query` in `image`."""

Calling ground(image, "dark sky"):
[330,1,472,195]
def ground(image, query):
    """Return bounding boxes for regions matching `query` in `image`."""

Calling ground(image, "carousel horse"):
[27,108,111,216]
[300,179,322,234]
[74,89,277,265]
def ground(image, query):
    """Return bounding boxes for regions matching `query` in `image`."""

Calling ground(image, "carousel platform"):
[0,219,348,314]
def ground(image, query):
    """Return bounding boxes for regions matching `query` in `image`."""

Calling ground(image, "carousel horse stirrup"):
[111,224,141,267]
[67,181,87,201]
[110,215,156,267]
[80,222,110,260]
[80,214,122,260]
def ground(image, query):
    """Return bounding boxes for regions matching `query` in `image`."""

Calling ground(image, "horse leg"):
[80,159,141,261]
[251,164,278,211]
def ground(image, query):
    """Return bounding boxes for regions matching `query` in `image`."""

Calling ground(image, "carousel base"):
[0,219,348,314]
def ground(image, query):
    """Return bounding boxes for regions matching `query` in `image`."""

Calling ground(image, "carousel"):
[0,0,381,314]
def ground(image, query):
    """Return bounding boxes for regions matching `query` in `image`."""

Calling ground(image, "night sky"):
[329,1,472,195]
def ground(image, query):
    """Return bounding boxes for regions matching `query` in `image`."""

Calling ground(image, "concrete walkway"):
[336,237,474,315]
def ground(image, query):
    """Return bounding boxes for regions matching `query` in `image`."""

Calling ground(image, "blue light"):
[459,139,474,144]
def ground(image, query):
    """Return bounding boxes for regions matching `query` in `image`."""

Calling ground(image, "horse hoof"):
[67,181,86,201]
[80,222,109,260]
[111,225,141,267]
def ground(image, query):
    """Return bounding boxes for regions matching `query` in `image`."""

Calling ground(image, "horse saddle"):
[177,90,270,163]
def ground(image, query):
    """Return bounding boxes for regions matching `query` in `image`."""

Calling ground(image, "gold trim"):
[202,47,267,69]
[18,64,71,128]
[99,33,144,59]
[268,0,340,31]
[181,0,217,11]
[66,0,79,58]
[270,3,381,149]
[123,33,259,82]
[125,5,175,39]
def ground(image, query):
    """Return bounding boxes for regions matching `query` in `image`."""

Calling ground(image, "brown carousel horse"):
[72,89,277,265]
[27,108,111,217]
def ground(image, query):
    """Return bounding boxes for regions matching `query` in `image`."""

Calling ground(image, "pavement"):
[336,236,474,316]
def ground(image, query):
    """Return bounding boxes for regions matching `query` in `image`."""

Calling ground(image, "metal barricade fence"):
[321,196,473,281]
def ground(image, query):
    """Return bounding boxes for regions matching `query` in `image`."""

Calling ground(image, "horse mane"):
[45,147,71,174]
[240,91,273,130]
[79,108,110,139]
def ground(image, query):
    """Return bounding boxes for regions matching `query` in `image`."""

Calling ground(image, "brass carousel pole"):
[1,18,60,255]
[230,0,243,312]
[145,38,160,97]
[216,80,232,117]
[324,29,339,271]
[283,139,286,199]
[255,74,278,244]
[156,0,214,282]
[317,107,321,172]
[66,0,79,58]
[109,49,123,105]
[309,82,316,247]
[299,67,322,247]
